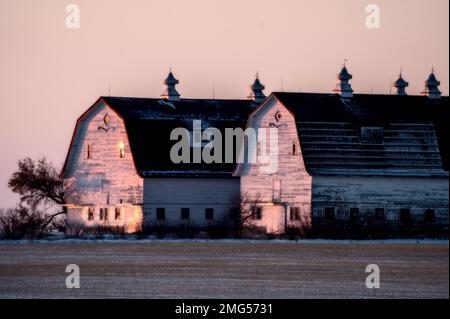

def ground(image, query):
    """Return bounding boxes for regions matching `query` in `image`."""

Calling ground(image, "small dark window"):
[87,144,92,159]
[99,208,104,221]
[88,207,94,221]
[205,208,214,220]
[349,208,360,222]
[400,209,411,225]
[229,208,239,220]
[424,209,436,223]
[251,206,262,220]
[290,207,301,221]
[375,208,385,222]
[181,208,190,220]
[104,208,109,221]
[292,141,297,155]
[324,207,335,220]
[156,208,165,220]
[115,207,121,220]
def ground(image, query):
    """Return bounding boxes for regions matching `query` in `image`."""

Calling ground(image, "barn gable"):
[62,98,143,206]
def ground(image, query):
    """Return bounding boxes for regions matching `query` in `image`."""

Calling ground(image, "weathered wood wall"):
[65,100,143,230]
[312,175,449,223]
[239,97,313,232]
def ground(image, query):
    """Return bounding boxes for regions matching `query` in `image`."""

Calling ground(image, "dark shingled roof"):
[273,92,449,176]
[102,97,257,177]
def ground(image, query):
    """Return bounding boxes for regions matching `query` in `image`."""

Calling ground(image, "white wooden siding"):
[143,178,240,227]
[312,175,449,223]
[64,100,143,232]
[238,97,313,231]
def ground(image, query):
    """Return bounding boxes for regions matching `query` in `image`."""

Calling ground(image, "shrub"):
[65,222,84,238]
[110,225,126,239]
[153,222,168,239]
[285,226,304,240]
[207,215,234,239]
[0,206,47,239]
[177,221,196,239]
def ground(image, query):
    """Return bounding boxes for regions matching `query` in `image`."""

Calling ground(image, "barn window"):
[88,207,94,221]
[360,127,384,144]
[324,207,335,220]
[181,208,190,220]
[400,209,411,225]
[99,208,104,221]
[156,208,165,220]
[375,208,385,222]
[290,207,301,221]
[205,208,214,220]
[251,206,262,220]
[119,142,125,158]
[115,207,121,220]
[349,208,360,222]
[104,208,109,221]
[87,144,92,159]
[424,209,436,223]
[292,141,298,155]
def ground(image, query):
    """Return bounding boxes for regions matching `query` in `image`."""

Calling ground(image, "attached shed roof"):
[273,92,449,176]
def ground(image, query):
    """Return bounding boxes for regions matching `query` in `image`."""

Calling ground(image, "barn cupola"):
[333,63,354,98]
[393,71,409,96]
[248,73,266,103]
[421,69,441,99]
[161,70,181,101]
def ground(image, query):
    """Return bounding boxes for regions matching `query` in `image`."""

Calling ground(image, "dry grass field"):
[0,241,448,299]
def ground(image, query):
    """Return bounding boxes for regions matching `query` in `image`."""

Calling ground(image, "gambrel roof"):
[273,92,449,176]
[62,97,257,178]
[63,93,448,179]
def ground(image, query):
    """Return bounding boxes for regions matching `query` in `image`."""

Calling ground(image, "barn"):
[62,68,449,236]
[62,72,258,232]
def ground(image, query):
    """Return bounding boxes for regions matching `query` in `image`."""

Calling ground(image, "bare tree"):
[229,192,263,238]
[8,157,71,231]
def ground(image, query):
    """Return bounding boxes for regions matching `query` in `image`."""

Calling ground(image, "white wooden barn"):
[62,68,449,235]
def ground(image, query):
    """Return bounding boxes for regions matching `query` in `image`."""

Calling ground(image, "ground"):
[0,241,448,299]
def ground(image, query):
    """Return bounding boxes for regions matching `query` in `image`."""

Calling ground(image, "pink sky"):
[0,0,448,207]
